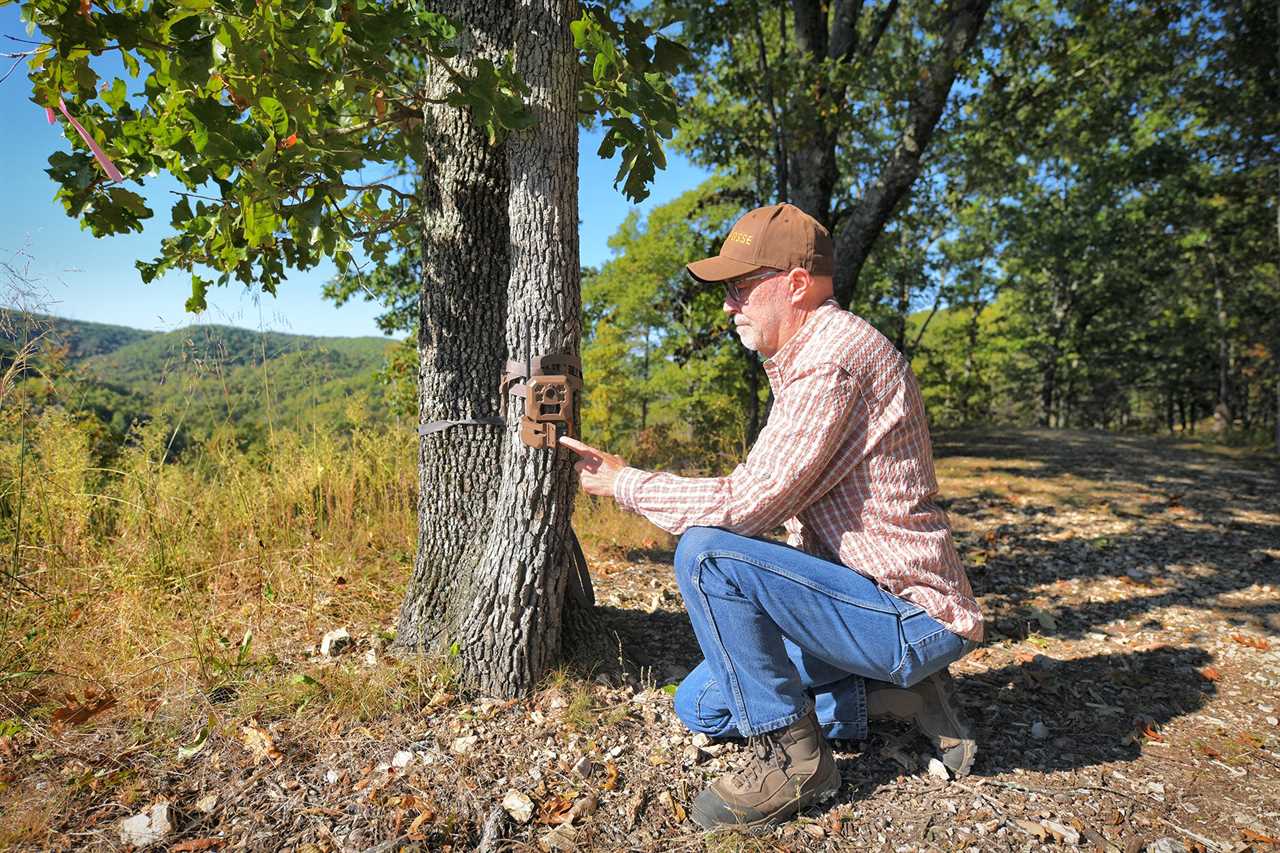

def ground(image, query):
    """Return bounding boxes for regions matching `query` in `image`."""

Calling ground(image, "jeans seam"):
[703,549,900,615]
[691,555,756,734]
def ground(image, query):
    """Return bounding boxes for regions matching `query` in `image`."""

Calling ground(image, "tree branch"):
[859,0,899,65]
[752,0,789,202]
[828,0,866,61]
[339,182,417,203]
[833,0,991,307]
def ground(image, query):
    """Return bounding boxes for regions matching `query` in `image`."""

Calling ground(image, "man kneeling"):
[562,203,982,830]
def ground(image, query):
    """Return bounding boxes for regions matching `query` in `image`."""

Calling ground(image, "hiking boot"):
[689,710,842,830]
[867,669,976,776]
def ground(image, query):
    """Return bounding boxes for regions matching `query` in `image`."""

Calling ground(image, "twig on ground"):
[474,804,507,853]
[1158,816,1228,852]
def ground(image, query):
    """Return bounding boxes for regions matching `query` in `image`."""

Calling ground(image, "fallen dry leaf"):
[1200,666,1222,682]
[408,809,433,836]
[1232,634,1271,651]
[1240,828,1279,845]
[171,838,224,852]
[51,693,117,733]
[601,760,620,791]
[537,791,577,826]
[239,719,282,764]
[657,789,686,823]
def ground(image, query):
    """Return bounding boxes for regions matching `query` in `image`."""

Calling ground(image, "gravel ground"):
[3,429,1277,852]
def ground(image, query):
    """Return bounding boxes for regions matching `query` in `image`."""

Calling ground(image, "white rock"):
[539,823,578,851]
[502,789,534,823]
[1031,721,1050,740]
[571,755,592,777]
[325,769,341,785]
[927,757,950,781]
[691,733,712,748]
[363,647,378,667]
[195,794,218,814]
[1266,716,1278,726]
[392,750,414,768]
[119,802,172,847]
[320,627,352,657]
[607,745,625,758]
[1147,838,1188,853]
[1042,819,1079,845]
[451,735,479,755]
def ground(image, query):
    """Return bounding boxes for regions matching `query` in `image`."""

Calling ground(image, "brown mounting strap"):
[417,353,582,451]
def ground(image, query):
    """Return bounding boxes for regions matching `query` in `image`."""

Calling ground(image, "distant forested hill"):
[2,311,402,451]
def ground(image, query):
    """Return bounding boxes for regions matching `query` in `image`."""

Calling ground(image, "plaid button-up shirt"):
[614,300,983,642]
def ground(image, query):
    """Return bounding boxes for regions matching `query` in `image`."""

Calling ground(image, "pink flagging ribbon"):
[49,98,124,183]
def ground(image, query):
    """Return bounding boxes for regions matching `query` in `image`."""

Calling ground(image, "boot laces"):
[734,730,790,788]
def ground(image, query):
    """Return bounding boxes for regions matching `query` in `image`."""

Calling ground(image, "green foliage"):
[581,176,763,467]
[20,0,684,312]
[21,0,499,307]
[573,4,690,202]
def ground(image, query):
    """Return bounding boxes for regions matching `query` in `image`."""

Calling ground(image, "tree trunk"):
[752,0,789,203]
[787,0,837,225]
[396,0,512,661]
[1212,257,1232,434]
[396,0,585,696]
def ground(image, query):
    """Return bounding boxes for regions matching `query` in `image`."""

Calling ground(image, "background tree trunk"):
[1213,260,1232,434]
[395,0,585,696]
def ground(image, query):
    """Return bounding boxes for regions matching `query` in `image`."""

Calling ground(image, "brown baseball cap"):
[686,203,834,283]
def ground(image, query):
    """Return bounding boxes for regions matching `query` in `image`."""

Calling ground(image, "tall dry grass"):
[1,409,419,720]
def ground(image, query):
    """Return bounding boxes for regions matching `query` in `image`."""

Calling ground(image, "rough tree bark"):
[395,0,586,696]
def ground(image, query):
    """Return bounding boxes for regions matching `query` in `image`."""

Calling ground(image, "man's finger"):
[559,436,602,459]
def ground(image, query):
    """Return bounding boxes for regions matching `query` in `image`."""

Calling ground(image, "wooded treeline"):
[327,0,1277,464]
[582,0,1278,461]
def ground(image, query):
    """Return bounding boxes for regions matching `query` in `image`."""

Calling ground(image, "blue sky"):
[0,4,710,338]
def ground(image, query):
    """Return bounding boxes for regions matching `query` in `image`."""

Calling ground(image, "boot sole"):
[690,764,843,831]
[874,676,977,777]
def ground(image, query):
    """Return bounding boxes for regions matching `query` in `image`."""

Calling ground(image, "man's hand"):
[559,436,628,498]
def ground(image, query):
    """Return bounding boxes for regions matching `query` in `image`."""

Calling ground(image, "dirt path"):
[3,429,1277,851]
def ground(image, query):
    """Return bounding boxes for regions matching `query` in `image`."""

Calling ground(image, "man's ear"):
[788,268,813,304]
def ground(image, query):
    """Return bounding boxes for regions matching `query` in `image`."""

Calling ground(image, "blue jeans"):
[672,527,971,740]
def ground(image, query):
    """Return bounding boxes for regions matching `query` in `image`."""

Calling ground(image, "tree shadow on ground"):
[930,429,1280,638]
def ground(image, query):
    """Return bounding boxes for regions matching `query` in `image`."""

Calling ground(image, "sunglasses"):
[723,268,782,304]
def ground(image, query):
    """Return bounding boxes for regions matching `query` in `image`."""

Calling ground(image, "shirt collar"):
[763,299,839,384]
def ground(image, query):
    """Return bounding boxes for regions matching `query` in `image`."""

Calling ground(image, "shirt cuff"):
[613,466,646,513]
